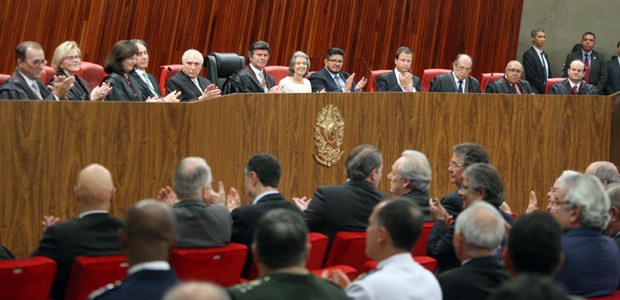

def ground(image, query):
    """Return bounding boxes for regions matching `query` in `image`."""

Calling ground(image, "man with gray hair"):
[387,150,433,220]
[159,157,232,248]
[166,49,221,101]
[522,28,552,94]
[547,172,620,297]
[585,161,620,189]
[164,282,230,300]
[437,201,508,300]
[430,54,481,93]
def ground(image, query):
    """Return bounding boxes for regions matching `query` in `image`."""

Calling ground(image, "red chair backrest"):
[369,69,391,92]
[480,72,504,93]
[325,231,371,272]
[170,243,248,287]
[545,77,565,94]
[0,257,57,300]
[64,255,129,300]
[587,291,620,300]
[411,221,434,256]
[0,73,10,86]
[41,66,56,85]
[264,66,289,85]
[77,62,107,90]
[159,64,183,96]
[306,232,329,270]
[421,68,451,92]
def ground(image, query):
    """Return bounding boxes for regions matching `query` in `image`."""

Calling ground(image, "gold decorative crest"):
[313,104,344,166]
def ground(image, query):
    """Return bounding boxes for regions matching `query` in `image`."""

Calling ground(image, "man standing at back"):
[166,49,221,101]
[31,164,124,300]
[522,28,552,94]
[375,47,421,92]
[562,32,607,94]
[223,41,285,94]
[309,47,367,92]
[430,54,481,93]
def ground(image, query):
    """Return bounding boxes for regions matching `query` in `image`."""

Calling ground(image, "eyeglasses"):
[506,68,523,74]
[327,59,344,64]
[26,58,47,66]
[63,55,81,61]
[448,162,464,169]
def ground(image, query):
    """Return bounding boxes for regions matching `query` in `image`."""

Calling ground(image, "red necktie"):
[572,85,579,95]
[584,54,591,83]
[512,84,521,94]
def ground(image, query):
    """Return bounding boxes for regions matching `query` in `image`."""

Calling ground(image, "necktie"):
[258,72,268,92]
[192,78,202,93]
[572,85,579,95]
[142,72,157,96]
[457,80,463,93]
[540,52,548,79]
[31,82,42,100]
[334,74,345,91]
[584,53,591,83]
[512,84,521,94]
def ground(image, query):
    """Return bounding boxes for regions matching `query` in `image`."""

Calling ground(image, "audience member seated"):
[309,47,367,92]
[0,41,74,100]
[31,164,124,300]
[485,60,535,94]
[330,198,441,300]
[387,150,433,220]
[228,209,346,300]
[223,41,284,94]
[165,282,231,300]
[89,200,179,299]
[50,41,111,100]
[166,49,221,101]
[102,40,145,101]
[375,46,421,92]
[606,184,620,252]
[130,39,181,102]
[562,31,607,94]
[549,60,598,95]
[547,171,620,297]
[278,51,312,93]
[430,54,480,93]
[158,157,232,248]
[487,274,571,300]
[426,142,489,273]
[585,161,620,189]
[437,201,508,300]
[294,145,385,241]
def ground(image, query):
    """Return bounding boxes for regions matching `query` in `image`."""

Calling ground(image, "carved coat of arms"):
[313,105,344,166]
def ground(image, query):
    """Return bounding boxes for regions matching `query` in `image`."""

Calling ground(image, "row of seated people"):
[0,37,612,102]
[2,143,620,299]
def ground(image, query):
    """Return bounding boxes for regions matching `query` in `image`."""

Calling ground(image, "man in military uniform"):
[227,209,346,300]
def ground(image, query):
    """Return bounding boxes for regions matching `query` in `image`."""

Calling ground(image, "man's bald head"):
[164,282,230,300]
[585,161,620,188]
[75,164,115,211]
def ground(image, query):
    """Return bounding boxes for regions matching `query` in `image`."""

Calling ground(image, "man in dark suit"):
[605,185,620,253]
[522,28,552,94]
[296,145,385,241]
[0,41,74,100]
[430,54,481,93]
[31,164,124,300]
[309,47,367,92]
[562,32,607,94]
[387,150,433,220]
[227,154,299,275]
[166,49,221,101]
[437,201,508,300]
[550,60,598,95]
[90,200,179,300]
[131,39,181,102]
[0,245,14,260]
[375,46,421,92]
[223,41,284,94]
[486,60,535,94]
[605,40,620,95]
[159,157,232,248]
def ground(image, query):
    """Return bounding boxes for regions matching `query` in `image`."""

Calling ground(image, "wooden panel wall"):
[0,0,523,81]
[0,93,615,257]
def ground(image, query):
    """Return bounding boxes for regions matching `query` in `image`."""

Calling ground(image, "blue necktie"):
[457,80,463,93]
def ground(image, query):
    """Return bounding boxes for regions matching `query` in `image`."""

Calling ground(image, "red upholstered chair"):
[311,265,358,281]
[0,256,57,300]
[306,232,329,270]
[159,64,183,96]
[545,77,565,94]
[480,72,504,93]
[64,255,129,300]
[421,68,451,92]
[368,69,391,92]
[170,243,248,287]
[77,62,106,90]
[41,66,56,85]
[0,73,10,86]
[360,255,438,274]
[411,221,434,256]
[325,231,371,273]
[264,65,289,85]
[587,291,620,300]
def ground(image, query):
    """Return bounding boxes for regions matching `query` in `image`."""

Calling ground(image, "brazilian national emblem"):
[313,104,344,166]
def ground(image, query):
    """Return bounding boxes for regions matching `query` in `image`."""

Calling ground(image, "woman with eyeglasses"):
[50,41,111,101]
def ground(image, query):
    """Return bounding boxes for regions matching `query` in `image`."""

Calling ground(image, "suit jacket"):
[402,189,433,221]
[131,70,162,98]
[605,56,620,95]
[222,66,276,94]
[375,71,422,92]
[166,71,214,101]
[430,72,481,93]
[0,71,55,100]
[30,213,124,300]
[103,72,143,101]
[562,50,607,94]
[172,199,232,248]
[50,70,92,100]
[523,46,552,94]
[90,268,179,300]
[229,273,347,300]
[304,180,385,241]
[0,244,14,260]
[554,227,620,298]
[425,190,463,273]
[309,68,357,92]
[485,76,535,94]
[437,256,508,300]
[548,79,598,95]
